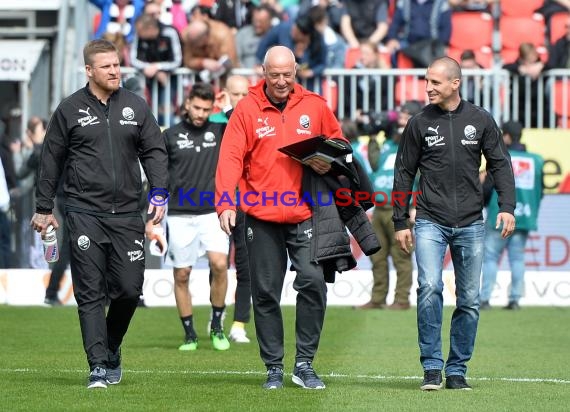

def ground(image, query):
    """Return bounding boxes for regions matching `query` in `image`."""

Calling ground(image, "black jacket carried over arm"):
[302,155,381,283]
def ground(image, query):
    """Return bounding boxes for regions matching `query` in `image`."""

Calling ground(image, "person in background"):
[459,49,484,105]
[340,0,389,49]
[357,100,422,311]
[89,0,145,63]
[503,42,546,128]
[130,12,182,125]
[0,157,10,269]
[181,12,238,78]
[157,83,231,352]
[31,39,168,389]
[235,5,276,68]
[255,11,327,91]
[343,41,391,115]
[216,46,346,390]
[393,57,515,391]
[16,117,71,305]
[209,74,253,343]
[12,117,47,270]
[384,0,452,68]
[480,121,544,310]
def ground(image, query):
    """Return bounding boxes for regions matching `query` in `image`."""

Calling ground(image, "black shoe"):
[263,366,284,389]
[504,301,520,310]
[445,375,472,390]
[420,369,443,391]
[292,361,325,389]
[44,297,62,306]
[479,301,491,310]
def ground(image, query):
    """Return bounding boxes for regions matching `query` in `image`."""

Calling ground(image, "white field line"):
[1,368,569,384]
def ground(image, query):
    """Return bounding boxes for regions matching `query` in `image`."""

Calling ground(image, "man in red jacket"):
[216,45,344,390]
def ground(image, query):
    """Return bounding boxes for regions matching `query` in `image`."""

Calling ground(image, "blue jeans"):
[480,229,529,303]
[414,218,485,377]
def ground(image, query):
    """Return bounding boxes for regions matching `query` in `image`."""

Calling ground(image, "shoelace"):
[297,363,320,381]
[267,367,283,380]
[91,367,106,378]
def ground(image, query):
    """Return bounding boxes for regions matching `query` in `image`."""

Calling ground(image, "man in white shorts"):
[161,83,230,351]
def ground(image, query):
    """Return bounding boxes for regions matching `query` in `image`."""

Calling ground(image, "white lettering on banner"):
[0,40,47,81]
[0,58,26,73]
[2,269,570,307]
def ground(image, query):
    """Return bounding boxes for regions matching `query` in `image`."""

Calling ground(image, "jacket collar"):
[249,80,305,111]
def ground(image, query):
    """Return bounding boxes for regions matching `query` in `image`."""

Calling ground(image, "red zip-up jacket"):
[215,80,344,224]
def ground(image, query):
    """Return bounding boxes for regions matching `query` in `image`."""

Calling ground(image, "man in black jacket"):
[393,57,515,391]
[31,39,168,389]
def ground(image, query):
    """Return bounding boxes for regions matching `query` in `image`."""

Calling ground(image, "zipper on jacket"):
[448,112,458,227]
[105,103,117,213]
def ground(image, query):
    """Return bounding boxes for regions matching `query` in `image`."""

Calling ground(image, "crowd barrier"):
[85,66,570,129]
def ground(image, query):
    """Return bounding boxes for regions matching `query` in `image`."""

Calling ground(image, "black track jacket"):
[36,85,168,215]
[163,118,226,215]
[393,100,515,230]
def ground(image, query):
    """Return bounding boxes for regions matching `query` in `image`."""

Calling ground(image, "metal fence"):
[78,67,570,129]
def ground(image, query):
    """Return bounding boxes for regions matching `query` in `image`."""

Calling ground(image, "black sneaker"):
[445,375,473,390]
[504,301,520,310]
[420,369,443,391]
[479,301,491,310]
[263,366,284,389]
[292,361,325,389]
[87,367,107,389]
[106,348,122,385]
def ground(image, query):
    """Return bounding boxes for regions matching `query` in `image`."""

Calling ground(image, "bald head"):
[263,46,296,69]
[186,20,209,42]
[429,57,462,81]
[425,56,462,111]
[262,46,297,103]
[225,75,250,108]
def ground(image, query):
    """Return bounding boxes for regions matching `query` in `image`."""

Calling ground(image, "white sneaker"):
[229,326,250,343]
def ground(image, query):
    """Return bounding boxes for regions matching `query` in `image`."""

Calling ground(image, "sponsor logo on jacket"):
[255,117,275,138]
[425,125,445,147]
[119,106,138,125]
[77,107,100,127]
[461,124,479,145]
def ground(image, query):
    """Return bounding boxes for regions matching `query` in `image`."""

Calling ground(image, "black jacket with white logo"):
[163,118,226,215]
[393,100,515,230]
[36,85,168,215]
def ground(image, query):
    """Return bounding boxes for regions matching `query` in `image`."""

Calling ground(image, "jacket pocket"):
[73,162,85,193]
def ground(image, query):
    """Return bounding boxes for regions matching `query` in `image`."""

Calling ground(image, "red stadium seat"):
[395,76,429,106]
[447,46,494,68]
[344,47,361,69]
[549,12,570,45]
[500,0,543,17]
[500,15,546,50]
[396,52,415,69]
[449,12,494,50]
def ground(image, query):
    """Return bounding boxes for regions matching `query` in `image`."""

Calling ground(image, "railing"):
[77,67,570,129]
